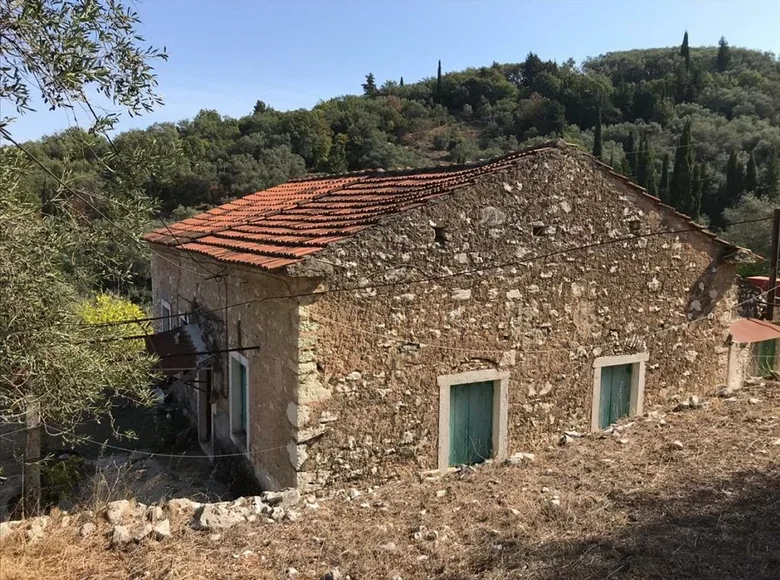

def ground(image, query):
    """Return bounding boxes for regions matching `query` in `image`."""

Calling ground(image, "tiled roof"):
[144,141,751,270]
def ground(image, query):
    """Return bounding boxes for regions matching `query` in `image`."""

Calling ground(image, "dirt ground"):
[2,380,779,580]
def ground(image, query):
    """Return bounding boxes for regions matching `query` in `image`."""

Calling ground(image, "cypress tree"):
[717,36,730,73]
[609,149,615,169]
[399,76,404,87]
[592,106,603,159]
[759,151,779,198]
[636,134,648,188]
[746,151,758,193]
[436,60,442,104]
[670,119,694,214]
[691,163,703,219]
[327,134,349,174]
[659,153,671,203]
[626,131,637,177]
[726,151,739,197]
[646,140,657,196]
[680,31,690,70]
[362,73,377,97]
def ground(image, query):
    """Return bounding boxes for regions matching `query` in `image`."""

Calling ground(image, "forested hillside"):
[17,33,780,260]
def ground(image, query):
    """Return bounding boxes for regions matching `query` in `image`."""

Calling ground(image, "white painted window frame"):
[160,299,172,332]
[437,369,509,474]
[228,350,250,456]
[591,352,649,431]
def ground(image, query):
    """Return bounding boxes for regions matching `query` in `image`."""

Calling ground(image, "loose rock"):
[192,503,246,532]
[79,522,96,537]
[105,499,131,525]
[670,440,684,451]
[321,569,343,580]
[110,525,132,547]
[152,519,171,541]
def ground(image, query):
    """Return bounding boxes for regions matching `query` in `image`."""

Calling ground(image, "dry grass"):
[2,382,780,580]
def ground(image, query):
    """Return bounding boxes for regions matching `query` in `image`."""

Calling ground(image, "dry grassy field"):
[2,380,779,580]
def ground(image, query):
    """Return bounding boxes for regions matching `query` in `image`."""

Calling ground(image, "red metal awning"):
[144,324,210,376]
[730,318,780,343]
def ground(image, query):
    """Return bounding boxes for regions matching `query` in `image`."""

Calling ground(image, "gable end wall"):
[288,148,739,491]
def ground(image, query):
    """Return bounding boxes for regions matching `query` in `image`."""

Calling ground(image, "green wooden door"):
[449,381,494,466]
[599,364,632,429]
[757,339,776,375]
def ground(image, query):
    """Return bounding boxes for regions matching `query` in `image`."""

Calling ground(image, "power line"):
[83,216,770,330]
[0,128,214,279]
[3,216,770,340]
[45,426,287,460]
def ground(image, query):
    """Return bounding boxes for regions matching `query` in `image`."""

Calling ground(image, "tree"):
[625,131,637,177]
[680,30,690,70]
[0,0,164,513]
[592,106,603,159]
[362,73,378,97]
[726,150,745,200]
[717,36,730,73]
[253,100,269,115]
[758,151,779,198]
[400,76,404,87]
[637,134,656,196]
[691,163,703,219]
[746,151,758,193]
[659,153,671,203]
[327,133,349,173]
[724,193,775,259]
[670,119,695,215]
[436,60,443,104]
[0,0,166,134]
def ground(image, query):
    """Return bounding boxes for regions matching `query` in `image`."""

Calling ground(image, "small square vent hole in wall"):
[531,221,546,236]
[432,223,449,245]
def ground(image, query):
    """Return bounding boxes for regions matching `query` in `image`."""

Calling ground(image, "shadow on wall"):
[465,467,780,579]
[686,257,737,320]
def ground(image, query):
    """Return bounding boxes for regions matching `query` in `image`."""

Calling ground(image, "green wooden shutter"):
[448,381,494,466]
[599,366,614,429]
[599,364,632,428]
[239,362,248,433]
[611,364,632,423]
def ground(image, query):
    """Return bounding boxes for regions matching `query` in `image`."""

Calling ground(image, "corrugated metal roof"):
[144,140,754,270]
[730,318,780,343]
[145,324,210,375]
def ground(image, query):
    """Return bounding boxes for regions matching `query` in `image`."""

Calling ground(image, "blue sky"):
[7,0,780,142]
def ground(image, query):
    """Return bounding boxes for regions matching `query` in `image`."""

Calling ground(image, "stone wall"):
[286,148,742,491]
[149,248,318,490]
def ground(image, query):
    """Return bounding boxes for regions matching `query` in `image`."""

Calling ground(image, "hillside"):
[2,378,778,579]
[13,35,780,291]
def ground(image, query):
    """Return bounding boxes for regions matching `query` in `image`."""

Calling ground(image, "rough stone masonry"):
[286,146,748,491]
[150,144,752,493]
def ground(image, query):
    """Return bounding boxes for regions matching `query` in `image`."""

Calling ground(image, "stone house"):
[144,140,755,492]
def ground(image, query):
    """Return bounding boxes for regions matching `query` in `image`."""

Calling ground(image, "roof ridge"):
[286,139,571,183]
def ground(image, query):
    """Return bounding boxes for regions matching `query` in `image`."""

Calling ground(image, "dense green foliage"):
[13,33,780,254]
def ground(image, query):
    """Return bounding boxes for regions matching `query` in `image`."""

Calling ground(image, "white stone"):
[166,498,201,515]
[451,288,472,301]
[79,522,96,537]
[670,440,684,451]
[146,505,164,522]
[192,504,246,532]
[110,525,132,547]
[152,519,171,540]
[436,489,448,498]
[133,523,154,542]
[506,289,521,300]
[262,489,300,509]
[105,499,131,525]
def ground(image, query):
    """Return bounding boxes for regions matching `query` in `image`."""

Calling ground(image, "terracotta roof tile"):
[144,141,750,270]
